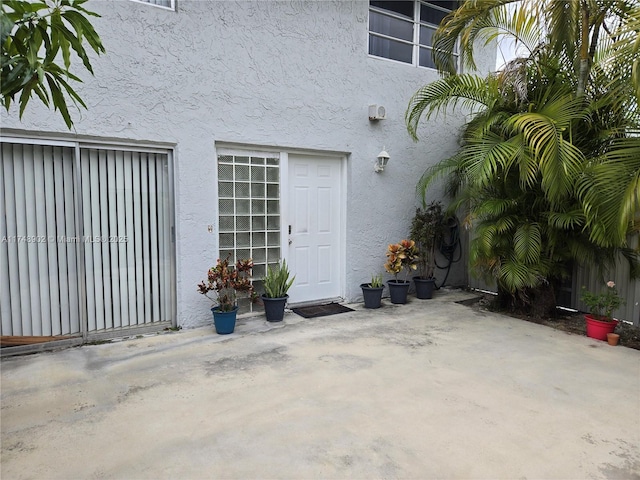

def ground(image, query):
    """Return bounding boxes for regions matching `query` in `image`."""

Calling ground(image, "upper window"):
[369,1,458,69]
[129,0,175,10]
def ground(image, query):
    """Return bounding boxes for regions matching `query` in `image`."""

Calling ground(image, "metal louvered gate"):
[0,138,175,348]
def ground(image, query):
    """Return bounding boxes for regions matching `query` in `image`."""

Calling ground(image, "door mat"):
[292,303,355,319]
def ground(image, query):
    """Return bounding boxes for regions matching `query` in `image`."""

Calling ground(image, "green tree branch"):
[1,0,105,128]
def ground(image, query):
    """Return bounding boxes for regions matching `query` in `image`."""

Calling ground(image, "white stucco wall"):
[1,0,496,328]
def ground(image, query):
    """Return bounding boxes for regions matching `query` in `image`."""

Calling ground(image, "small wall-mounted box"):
[369,104,386,120]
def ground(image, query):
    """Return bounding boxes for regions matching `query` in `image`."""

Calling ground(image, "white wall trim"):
[280,151,290,266]
[0,136,75,147]
[215,141,350,158]
[0,129,176,151]
[215,147,281,158]
[340,154,348,300]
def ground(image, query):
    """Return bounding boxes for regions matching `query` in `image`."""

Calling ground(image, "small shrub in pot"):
[262,260,295,322]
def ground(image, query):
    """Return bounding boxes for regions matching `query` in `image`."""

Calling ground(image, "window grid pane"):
[217,153,281,313]
[252,183,265,198]
[420,2,449,25]
[371,1,414,18]
[219,216,234,232]
[369,10,413,41]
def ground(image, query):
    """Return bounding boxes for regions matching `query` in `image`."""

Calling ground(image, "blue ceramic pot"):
[211,306,238,334]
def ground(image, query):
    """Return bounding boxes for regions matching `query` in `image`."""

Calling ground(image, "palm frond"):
[513,222,542,264]
[506,94,587,202]
[416,153,468,206]
[578,137,640,246]
[607,4,640,102]
[498,255,545,293]
[546,0,581,62]
[406,74,500,140]
[432,0,535,74]
[546,210,585,230]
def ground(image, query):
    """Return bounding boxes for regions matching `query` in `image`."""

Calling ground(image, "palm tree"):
[406,0,639,313]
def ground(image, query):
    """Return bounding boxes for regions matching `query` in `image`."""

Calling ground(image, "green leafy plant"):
[370,274,383,288]
[197,255,253,312]
[1,0,106,128]
[410,201,446,279]
[262,259,295,298]
[405,0,640,315]
[581,281,625,321]
[384,239,418,282]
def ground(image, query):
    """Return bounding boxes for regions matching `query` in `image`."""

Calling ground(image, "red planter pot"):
[585,314,618,341]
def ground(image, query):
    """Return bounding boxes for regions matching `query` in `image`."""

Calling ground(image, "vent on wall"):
[369,104,386,120]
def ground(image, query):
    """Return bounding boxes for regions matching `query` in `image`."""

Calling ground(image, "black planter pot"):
[360,283,384,309]
[387,280,410,304]
[262,294,288,322]
[413,277,436,299]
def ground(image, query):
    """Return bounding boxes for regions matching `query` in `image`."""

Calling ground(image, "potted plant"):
[410,201,445,299]
[197,255,254,334]
[262,260,295,322]
[384,239,418,304]
[361,274,384,309]
[580,281,625,341]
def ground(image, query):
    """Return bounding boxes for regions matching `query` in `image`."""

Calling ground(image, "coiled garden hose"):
[434,216,462,289]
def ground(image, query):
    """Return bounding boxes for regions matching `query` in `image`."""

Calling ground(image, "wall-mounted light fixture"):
[374,147,390,173]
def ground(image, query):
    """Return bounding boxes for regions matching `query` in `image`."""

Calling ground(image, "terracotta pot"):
[584,314,618,341]
[607,333,620,346]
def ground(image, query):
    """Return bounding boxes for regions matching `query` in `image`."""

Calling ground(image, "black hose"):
[434,216,462,289]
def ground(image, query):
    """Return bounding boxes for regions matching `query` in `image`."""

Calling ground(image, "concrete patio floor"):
[1,288,639,480]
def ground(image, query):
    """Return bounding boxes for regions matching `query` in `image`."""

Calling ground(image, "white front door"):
[287,155,343,304]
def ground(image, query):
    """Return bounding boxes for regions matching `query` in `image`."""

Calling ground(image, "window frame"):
[128,0,176,11]
[216,150,283,311]
[368,1,459,70]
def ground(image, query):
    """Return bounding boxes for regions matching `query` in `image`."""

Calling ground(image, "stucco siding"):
[1,0,496,328]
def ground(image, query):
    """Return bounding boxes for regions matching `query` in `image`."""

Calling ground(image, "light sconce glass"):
[374,147,390,173]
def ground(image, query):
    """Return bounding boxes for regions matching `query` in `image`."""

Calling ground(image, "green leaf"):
[262,260,295,298]
[45,73,73,128]
[32,81,50,106]
[0,10,15,45]
[2,59,30,96]
[57,74,87,108]
[58,25,71,70]
[63,9,105,55]
[26,25,42,67]
[18,78,32,118]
